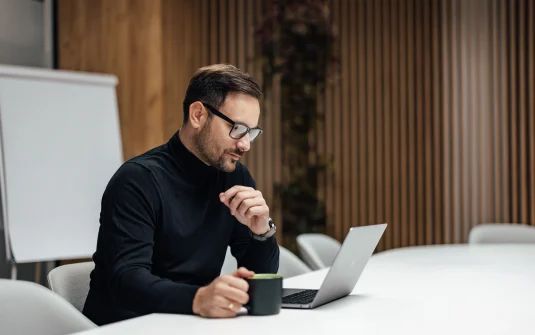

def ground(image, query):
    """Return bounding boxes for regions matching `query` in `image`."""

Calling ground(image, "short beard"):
[192,118,243,172]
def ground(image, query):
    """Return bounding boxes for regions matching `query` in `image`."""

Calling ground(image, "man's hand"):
[220,186,270,235]
[192,267,254,318]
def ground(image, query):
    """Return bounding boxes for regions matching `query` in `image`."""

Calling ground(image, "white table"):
[75,245,535,335]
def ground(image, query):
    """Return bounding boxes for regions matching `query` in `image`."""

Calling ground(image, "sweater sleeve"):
[228,165,280,274]
[103,162,199,315]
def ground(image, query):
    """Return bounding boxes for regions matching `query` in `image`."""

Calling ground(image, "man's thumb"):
[232,267,255,278]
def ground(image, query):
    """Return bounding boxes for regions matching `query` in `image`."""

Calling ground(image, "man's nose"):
[237,134,251,152]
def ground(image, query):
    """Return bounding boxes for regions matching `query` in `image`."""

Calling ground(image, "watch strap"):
[250,218,276,241]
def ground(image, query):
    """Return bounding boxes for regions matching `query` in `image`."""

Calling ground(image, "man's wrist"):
[260,218,271,234]
[250,218,276,241]
[192,286,205,315]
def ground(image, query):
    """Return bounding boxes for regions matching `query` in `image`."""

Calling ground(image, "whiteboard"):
[0,64,123,263]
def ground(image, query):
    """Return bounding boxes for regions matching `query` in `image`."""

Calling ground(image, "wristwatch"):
[250,218,276,241]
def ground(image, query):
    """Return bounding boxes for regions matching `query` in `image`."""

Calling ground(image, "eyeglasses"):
[202,103,263,142]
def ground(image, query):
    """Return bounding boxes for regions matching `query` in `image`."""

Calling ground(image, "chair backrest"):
[278,245,312,278]
[468,223,535,244]
[47,261,95,312]
[220,246,238,275]
[221,245,311,278]
[0,279,96,335]
[296,233,342,270]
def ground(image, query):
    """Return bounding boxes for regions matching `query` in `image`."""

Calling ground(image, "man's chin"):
[215,159,237,173]
[225,160,237,172]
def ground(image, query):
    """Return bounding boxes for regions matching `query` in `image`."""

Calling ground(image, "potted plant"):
[255,0,339,249]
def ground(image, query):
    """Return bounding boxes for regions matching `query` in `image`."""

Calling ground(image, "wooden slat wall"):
[441,0,535,244]
[57,0,202,160]
[324,0,534,250]
[57,0,534,251]
[323,0,446,249]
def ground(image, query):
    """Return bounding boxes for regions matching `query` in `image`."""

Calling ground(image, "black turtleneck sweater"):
[82,131,279,326]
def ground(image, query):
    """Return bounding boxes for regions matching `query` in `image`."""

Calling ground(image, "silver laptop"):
[281,223,387,309]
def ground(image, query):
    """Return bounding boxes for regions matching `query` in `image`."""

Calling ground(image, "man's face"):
[193,92,260,172]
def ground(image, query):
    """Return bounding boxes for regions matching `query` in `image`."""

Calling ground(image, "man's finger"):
[220,285,249,305]
[217,295,243,312]
[222,274,250,292]
[228,190,259,214]
[213,296,239,317]
[236,267,255,280]
[226,189,257,210]
[237,266,255,276]
[230,267,255,280]
[237,198,265,218]
[220,186,254,204]
[244,205,268,219]
[212,308,236,318]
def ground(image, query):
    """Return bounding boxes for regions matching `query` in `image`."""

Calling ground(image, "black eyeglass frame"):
[201,102,263,142]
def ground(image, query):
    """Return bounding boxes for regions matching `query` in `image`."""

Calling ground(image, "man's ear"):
[188,101,207,129]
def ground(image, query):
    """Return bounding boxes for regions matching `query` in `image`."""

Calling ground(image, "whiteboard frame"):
[0,64,122,264]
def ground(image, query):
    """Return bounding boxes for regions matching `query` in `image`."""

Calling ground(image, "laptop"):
[281,223,387,309]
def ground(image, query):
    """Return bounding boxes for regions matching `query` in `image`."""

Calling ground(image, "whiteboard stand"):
[0,64,123,275]
[10,257,16,280]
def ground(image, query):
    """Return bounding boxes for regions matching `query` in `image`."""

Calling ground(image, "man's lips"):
[229,153,242,160]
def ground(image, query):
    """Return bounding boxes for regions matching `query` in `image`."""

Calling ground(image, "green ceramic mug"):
[245,274,283,316]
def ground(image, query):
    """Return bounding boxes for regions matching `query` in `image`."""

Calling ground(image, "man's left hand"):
[220,186,270,235]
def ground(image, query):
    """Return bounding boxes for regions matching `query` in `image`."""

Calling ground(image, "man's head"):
[181,64,263,172]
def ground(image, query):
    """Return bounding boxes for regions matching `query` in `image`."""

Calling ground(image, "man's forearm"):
[237,236,280,273]
[111,267,201,315]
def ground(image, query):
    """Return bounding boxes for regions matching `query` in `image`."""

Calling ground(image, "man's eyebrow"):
[233,119,259,129]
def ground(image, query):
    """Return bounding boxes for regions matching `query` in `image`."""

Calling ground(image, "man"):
[82,64,280,325]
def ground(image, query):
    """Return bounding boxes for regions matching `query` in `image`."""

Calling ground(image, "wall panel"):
[440,0,534,244]
[57,0,534,252]
[322,0,534,250]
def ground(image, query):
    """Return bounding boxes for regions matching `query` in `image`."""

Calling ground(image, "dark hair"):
[182,64,263,123]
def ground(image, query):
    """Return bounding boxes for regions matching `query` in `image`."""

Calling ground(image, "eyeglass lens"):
[230,124,261,141]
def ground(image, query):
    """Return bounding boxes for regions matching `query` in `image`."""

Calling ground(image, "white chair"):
[0,279,96,334]
[296,233,341,270]
[220,247,238,275]
[278,245,312,278]
[221,245,311,278]
[468,223,535,244]
[47,261,95,313]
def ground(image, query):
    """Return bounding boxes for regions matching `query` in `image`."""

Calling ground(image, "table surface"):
[74,244,535,335]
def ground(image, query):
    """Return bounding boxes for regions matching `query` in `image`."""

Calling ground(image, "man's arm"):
[229,222,279,273]
[227,165,280,274]
[102,162,199,315]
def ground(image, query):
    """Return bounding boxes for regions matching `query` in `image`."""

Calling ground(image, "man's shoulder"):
[106,147,168,191]
[125,145,168,171]
[111,142,176,184]
[113,160,153,179]
[104,161,155,197]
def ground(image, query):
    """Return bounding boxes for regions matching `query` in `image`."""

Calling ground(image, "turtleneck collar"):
[166,130,216,177]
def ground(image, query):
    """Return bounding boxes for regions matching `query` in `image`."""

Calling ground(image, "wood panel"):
[58,0,163,160]
[324,0,534,250]
[322,0,446,250]
[440,0,535,244]
[57,0,535,252]
[56,0,204,160]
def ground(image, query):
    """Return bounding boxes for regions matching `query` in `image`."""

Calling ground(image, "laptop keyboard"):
[282,289,318,304]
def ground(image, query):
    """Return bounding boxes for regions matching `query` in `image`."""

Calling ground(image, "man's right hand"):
[192,267,254,318]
